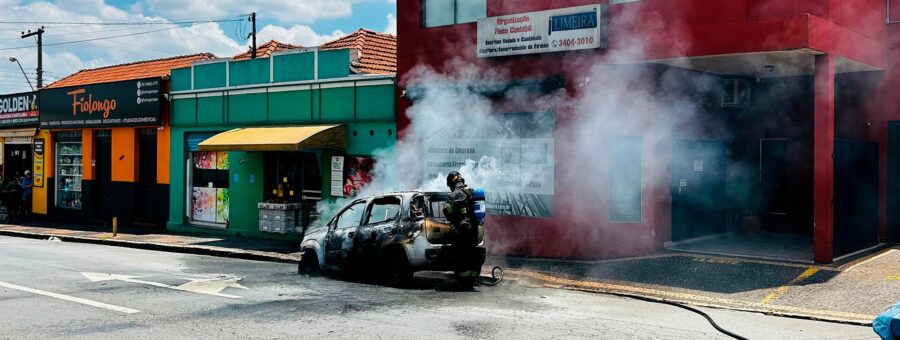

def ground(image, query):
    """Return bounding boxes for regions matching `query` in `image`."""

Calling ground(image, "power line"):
[0,15,248,27]
[0,24,195,51]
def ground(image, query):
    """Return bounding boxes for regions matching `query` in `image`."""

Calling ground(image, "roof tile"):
[47,53,216,88]
[320,29,396,74]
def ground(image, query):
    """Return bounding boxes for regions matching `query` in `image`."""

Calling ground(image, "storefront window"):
[264,152,322,227]
[190,151,229,225]
[55,131,82,209]
[423,0,486,27]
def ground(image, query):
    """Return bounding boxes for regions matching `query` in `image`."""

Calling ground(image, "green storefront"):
[167,47,396,239]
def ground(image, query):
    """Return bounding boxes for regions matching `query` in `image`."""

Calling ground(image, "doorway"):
[134,128,160,226]
[671,140,728,241]
[833,139,879,257]
[3,142,32,183]
[92,130,112,220]
[891,122,900,243]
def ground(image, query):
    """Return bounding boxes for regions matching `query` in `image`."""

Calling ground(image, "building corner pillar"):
[813,54,835,264]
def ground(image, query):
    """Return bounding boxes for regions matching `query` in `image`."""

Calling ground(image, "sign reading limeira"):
[477,4,607,58]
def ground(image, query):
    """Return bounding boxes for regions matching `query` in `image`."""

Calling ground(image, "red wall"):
[398,0,890,259]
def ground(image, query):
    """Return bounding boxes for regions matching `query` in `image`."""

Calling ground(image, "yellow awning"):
[0,128,36,138]
[198,125,346,152]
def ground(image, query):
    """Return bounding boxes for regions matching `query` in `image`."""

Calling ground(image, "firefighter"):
[442,171,480,289]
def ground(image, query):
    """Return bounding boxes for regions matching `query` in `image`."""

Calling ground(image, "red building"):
[397,0,900,263]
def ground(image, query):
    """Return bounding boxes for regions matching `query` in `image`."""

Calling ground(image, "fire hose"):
[476,266,504,286]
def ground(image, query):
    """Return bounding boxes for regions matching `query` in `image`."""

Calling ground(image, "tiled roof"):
[47,53,216,88]
[320,29,396,75]
[233,40,302,60]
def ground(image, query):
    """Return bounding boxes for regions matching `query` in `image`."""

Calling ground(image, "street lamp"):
[8,56,34,91]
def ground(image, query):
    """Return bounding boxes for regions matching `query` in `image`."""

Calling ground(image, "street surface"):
[0,236,876,339]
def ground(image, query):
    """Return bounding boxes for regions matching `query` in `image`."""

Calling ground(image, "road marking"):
[82,272,246,299]
[887,275,900,281]
[692,256,739,265]
[506,269,875,324]
[0,280,139,314]
[760,267,820,305]
[843,249,897,272]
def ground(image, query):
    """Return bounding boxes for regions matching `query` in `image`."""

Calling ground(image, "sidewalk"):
[0,221,302,263]
[0,221,894,326]
[487,248,900,326]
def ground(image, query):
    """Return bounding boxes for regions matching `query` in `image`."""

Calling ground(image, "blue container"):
[874,302,900,340]
[473,188,486,222]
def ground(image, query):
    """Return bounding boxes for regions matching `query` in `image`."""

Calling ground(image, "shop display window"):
[263,152,321,203]
[55,131,83,209]
[189,151,229,225]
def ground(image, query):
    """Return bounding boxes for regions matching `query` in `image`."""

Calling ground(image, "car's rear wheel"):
[382,249,412,287]
[298,250,320,276]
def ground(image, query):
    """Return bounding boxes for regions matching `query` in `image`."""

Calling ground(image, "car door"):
[354,196,403,263]
[324,200,367,265]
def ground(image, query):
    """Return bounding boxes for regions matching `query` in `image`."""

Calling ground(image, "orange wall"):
[157,123,171,185]
[111,128,138,182]
[81,129,94,181]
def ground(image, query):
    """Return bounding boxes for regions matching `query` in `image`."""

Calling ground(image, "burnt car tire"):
[298,250,321,276]
[382,250,412,287]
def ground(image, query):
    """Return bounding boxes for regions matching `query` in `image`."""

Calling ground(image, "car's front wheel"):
[381,249,412,287]
[298,250,320,276]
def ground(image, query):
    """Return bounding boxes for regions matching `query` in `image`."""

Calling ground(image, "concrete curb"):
[0,229,301,264]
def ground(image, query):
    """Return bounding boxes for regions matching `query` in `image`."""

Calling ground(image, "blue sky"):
[0,0,397,94]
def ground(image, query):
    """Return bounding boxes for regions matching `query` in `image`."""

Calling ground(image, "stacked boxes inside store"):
[258,203,301,234]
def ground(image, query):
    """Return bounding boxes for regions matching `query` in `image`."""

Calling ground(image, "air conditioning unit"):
[721,78,751,107]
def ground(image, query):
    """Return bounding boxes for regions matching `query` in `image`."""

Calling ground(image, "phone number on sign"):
[551,36,595,48]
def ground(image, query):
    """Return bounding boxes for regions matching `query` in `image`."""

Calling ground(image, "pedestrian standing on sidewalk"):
[3,178,20,222]
[20,171,32,218]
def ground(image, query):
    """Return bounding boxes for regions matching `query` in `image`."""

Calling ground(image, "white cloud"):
[257,25,347,47]
[142,0,356,24]
[0,0,365,94]
[383,13,396,35]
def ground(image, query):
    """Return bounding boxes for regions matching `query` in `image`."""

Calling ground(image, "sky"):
[0,0,397,94]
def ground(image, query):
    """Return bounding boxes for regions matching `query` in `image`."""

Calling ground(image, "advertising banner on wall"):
[39,77,162,128]
[477,4,607,58]
[0,92,38,127]
[32,138,44,188]
[423,111,555,217]
[331,156,375,197]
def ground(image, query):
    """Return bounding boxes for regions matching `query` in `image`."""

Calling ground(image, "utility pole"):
[249,12,257,59]
[21,26,44,88]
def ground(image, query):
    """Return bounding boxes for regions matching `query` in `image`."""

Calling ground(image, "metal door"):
[671,140,728,241]
[92,131,113,220]
[135,129,159,225]
[833,139,879,256]
[889,122,900,243]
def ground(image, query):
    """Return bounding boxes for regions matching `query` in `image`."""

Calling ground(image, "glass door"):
[56,137,83,209]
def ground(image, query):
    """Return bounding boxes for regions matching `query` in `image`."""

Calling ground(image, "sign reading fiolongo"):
[0,91,38,127]
[477,4,607,58]
[40,77,162,128]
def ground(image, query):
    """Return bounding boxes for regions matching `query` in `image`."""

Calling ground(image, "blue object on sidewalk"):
[874,302,900,340]
[473,188,486,222]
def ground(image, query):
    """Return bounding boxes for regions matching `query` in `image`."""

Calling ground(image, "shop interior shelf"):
[59,154,82,156]
[58,174,82,177]
[59,164,80,166]
[59,189,82,192]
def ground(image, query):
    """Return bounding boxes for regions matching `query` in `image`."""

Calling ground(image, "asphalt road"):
[0,236,877,339]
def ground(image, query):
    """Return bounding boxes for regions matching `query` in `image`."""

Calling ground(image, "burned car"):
[298,191,486,285]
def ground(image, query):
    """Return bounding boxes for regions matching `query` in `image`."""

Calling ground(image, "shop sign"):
[477,4,607,58]
[5,136,32,144]
[39,77,162,128]
[32,138,44,187]
[330,156,344,197]
[0,92,39,127]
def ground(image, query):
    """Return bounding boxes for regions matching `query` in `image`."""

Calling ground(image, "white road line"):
[0,280,140,314]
